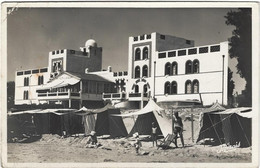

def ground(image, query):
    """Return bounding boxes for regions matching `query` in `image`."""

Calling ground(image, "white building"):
[103,32,229,107]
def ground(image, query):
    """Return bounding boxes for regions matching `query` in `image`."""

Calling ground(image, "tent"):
[196,107,252,147]
[112,99,172,138]
[75,104,128,138]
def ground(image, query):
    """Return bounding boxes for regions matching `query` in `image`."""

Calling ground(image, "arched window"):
[142,65,148,77]
[135,66,140,78]
[134,85,139,93]
[143,47,149,60]
[185,60,193,74]
[193,80,199,93]
[172,62,178,75]
[185,80,192,94]
[164,82,171,95]
[143,84,148,93]
[38,76,44,85]
[165,62,171,76]
[171,81,177,94]
[193,60,200,73]
[135,48,141,60]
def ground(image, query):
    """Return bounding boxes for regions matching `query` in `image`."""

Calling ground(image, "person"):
[151,122,158,147]
[173,112,185,148]
[85,131,100,148]
[133,132,142,155]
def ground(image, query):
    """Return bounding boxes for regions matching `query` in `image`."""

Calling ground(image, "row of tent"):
[8,100,252,147]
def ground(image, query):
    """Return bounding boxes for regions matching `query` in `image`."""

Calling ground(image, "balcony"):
[128,92,149,101]
[37,91,80,100]
[102,92,126,101]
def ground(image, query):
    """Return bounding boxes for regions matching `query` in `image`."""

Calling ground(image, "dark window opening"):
[134,85,139,93]
[24,77,29,86]
[17,71,23,76]
[178,50,186,56]
[158,53,166,58]
[134,37,138,41]
[193,80,199,93]
[143,84,148,93]
[119,72,123,76]
[185,60,193,74]
[56,50,59,54]
[52,51,55,55]
[210,45,220,52]
[140,35,145,40]
[135,48,141,60]
[186,40,191,45]
[32,69,39,74]
[165,62,171,76]
[199,47,208,53]
[123,71,128,76]
[61,50,64,53]
[160,35,165,40]
[188,48,197,55]
[135,66,140,78]
[142,65,148,77]
[143,47,149,59]
[168,51,176,57]
[40,68,48,73]
[164,82,170,95]
[193,60,200,73]
[146,34,151,39]
[113,72,117,77]
[171,81,177,94]
[24,70,31,75]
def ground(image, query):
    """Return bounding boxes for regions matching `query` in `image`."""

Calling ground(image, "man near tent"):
[151,122,158,147]
[85,131,100,148]
[173,112,185,148]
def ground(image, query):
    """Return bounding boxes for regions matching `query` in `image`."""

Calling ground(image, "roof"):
[68,72,114,83]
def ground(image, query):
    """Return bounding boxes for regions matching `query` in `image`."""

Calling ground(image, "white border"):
[1,1,259,168]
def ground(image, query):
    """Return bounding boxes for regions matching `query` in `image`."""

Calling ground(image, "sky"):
[6,7,246,94]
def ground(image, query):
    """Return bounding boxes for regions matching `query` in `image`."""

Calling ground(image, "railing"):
[129,93,141,97]
[102,92,126,100]
[37,91,80,98]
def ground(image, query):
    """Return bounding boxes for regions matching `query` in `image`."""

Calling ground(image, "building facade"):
[103,32,229,107]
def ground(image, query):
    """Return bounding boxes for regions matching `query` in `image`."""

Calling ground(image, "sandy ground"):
[7,114,252,163]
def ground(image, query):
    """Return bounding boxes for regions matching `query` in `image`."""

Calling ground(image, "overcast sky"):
[7,7,246,94]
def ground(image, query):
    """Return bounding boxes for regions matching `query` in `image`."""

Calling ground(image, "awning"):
[210,107,252,118]
[111,99,164,117]
[8,108,77,116]
[74,104,115,116]
[37,77,80,90]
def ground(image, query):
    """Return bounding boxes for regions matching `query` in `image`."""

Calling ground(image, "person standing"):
[133,132,142,155]
[151,122,158,147]
[173,112,185,148]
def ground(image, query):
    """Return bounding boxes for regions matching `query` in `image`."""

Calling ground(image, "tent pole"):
[171,108,174,134]
[191,107,194,143]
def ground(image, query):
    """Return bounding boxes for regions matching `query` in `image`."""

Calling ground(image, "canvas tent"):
[196,107,252,147]
[112,99,172,138]
[75,104,128,138]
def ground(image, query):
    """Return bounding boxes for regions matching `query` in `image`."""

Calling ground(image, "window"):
[147,34,151,39]
[135,48,141,60]
[193,80,199,93]
[210,45,220,52]
[143,84,148,93]
[61,49,64,53]
[185,60,193,74]
[134,85,139,93]
[142,65,148,77]
[188,48,197,55]
[24,70,31,75]
[113,72,118,77]
[40,68,48,73]
[199,47,208,53]
[171,81,177,94]
[134,37,138,41]
[140,35,145,40]
[52,51,55,55]
[23,90,29,100]
[160,35,165,40]
[83,81,89,93]
[143,47,149,59]
[17,71,23,76]
[193,60,200,73]
[24,77,29,86]
[158,53,166,58]
[186,40,191,45]
[164,82,171,95]
[168,51,176,57]
[32,69,39,74]
[185,80,192,94]
[119,72,123,76]
[135,66,140,78]
[172,62,178,75]
[38,76,44,85]
[178,50,186,56]
[123,71,128,76]
[165,62,171,76]
[56,50,59,54]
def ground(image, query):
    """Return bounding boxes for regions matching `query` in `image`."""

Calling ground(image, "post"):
[191,107,194,143]
[222,55,225,105]
[153,61,156,101]
[171,108,174,134]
